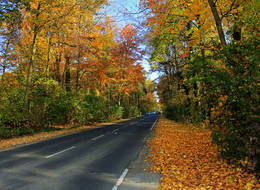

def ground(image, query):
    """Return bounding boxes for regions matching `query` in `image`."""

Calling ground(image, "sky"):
[106,0,141,26]
[105,0,159,82]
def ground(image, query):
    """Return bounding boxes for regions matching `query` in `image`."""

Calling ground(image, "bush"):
[164,104,188,122]
[185,40,259,171]
[46,92,73,125]
[72,94,112,124]
[0,89,35,138]
[0,120,35,138]
[209,41,260,171]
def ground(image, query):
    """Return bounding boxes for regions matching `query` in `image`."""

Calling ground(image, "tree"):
[0,0,158,140]
[140,0,260,171]
[0,1,21,91]
[110,24,144,105]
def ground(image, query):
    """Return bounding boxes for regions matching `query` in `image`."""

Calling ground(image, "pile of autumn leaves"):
[148,117,259,190]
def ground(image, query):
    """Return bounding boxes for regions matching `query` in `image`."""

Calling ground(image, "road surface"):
[0,114,158,190]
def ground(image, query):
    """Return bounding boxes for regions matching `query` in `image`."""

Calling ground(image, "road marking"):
[112,168,129,190]
[112,129,119,133]
[45,146,75,158]
[91,134,104,141]
[130,121,137,125]
[150,117,159,131]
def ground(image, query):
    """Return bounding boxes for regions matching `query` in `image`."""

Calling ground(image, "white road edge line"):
[112,168,129,190]
[150,116,159,131]
[91,134,105,141]
[45,146,75,158]
[112,129,119,133]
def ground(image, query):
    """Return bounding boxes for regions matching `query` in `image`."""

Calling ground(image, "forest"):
[140,0,259,172]
[0,0,259,172]
[0,0,158,138]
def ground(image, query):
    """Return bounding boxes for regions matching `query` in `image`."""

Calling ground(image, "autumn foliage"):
[0,1,158,139]
[148,117,260,189]
[140,0,259,172]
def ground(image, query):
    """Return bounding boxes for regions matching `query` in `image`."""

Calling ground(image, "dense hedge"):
[164,40,259,172]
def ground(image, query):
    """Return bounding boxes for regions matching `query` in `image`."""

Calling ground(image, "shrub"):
[46,92,73,125]
[185,40,259,171]
[210,41,260,171]
[0,89,35,138]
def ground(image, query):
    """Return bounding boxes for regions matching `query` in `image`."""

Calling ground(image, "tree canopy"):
[140,0,259,172]
[0,0,158,138]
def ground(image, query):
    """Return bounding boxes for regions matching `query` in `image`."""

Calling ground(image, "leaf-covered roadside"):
[148,117,259,189]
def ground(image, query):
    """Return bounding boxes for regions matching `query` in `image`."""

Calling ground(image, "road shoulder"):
[119,129,161,190]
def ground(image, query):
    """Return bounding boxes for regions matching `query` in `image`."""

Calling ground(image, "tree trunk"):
[0,34,11,92]
[232,12,242,41]
[76,67,80,92]
[208,0,227,45]
[118,93,121,106]
[65,56,71,92]
[23,2,41,112]
[24,31,38,112]
[46,33,52,77]
[232,25,241,41]
[54,53,61,83]
[76,47,81,92]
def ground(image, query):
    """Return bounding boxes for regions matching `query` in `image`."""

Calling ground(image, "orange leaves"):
[141,0,249,50]
[148,117,260,189]
[180,52,189,58]
[108,24,144,96]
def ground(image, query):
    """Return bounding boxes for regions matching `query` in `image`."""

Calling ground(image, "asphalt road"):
[0,114,159,190]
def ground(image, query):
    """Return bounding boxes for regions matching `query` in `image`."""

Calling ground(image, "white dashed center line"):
[91,134,105,141]
[45,146,75,158]
[112,129,119,133]
[130,121,137,125]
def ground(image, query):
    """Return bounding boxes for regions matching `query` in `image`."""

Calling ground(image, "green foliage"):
[142,0,259,173]
[73,94,107,124]
[30,79,73,126]
[115,106,124,120]
[121,101,136,119]
[129,106,140,117]
[211,41,259,170]
[46,92,73,125]
[164,104,188,122]
[0,78,147,139]
[159,37,259,171]
[185,40,260,171]
[0,88,34,138]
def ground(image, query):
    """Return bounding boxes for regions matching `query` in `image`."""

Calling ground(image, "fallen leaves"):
[148,116,260,189]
